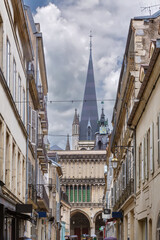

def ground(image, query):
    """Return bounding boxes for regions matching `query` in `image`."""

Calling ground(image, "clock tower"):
[95,106,110,150]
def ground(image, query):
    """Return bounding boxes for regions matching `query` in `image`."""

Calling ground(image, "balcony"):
[113,178,134,211]
[27,62,39,110]
[41,108,48,135]
[70,202,103,208]
[37,184,49,212]
[27,184,37,209]
[37,134,48,173]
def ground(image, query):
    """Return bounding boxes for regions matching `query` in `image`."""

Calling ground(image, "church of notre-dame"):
[49,36,110,239]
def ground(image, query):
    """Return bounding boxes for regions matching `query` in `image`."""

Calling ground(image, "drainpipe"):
[25,67,29,204]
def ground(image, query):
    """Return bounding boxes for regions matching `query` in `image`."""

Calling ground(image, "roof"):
[134,9,160,20]
[79,50,98,141]
[50,145,63,151]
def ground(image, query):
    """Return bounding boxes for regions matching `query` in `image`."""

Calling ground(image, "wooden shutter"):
[144,133,148,180]
[32,109,36,145]
[150,123,154,173]
[142,138,145,182]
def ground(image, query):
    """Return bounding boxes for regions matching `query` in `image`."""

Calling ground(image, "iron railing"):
[37,184,49,209]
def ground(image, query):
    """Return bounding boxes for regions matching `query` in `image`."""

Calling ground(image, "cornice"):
[60,178,105,185]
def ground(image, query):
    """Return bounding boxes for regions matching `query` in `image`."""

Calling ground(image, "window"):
[13,59,16,100]
[74,186,77,202]
[87,185,90,202]
[66,186,69,200]
[83,185,85,202]
[158,114,160,165]
[18,76,21,114]
[23,89,25,124]
[78,185,81,202]
[70,186,73,202]
[142,138,145,182]
[150,123,154,173]
[6,39,10,86]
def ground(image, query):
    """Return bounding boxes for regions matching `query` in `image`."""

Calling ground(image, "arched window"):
[87,126,92,140]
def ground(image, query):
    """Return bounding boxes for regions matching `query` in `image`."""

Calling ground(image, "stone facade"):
[51,150,106,238]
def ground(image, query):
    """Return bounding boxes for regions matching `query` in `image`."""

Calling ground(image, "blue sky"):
[24,0,160,149]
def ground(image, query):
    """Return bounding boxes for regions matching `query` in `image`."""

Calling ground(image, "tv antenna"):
[141,4,160,15]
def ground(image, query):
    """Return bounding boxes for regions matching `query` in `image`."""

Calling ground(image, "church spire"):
[65,134,70,151]
[79,32,98,141]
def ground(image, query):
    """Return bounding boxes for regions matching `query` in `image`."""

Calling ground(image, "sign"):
[112,211,123,219]
[38,212,47,218]
[104,208,111,214]
[102,213,111,219]
[16,204,32,213]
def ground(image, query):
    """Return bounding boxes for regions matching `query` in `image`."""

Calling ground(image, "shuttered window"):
[66,186,69,200]
[144,133,148,180]
[83,186,85,202]
[32,110,36,145]
[158,114,160,165]
[74,186,77,202]
[87,186,90,202]
[78,186,81,202]
[70,186,73,202]
[137,145,140,189]
[150,123,154,173]
[142,138,145,182]
[111,188,114,207]
[122,162,126,190]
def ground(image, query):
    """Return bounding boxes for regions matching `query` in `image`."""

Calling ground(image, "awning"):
[5,208,33,222]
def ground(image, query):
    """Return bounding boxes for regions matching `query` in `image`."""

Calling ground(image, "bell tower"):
[72,109,79,150]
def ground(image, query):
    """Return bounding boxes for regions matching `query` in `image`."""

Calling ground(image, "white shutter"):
[158,114,160,165]
[144,133,148,179]
[142,138,145,182]
[122,162,126,190]
[29,106,32,141]
[137,146,140,188]
[32,109,37,145]
[150,123,154,173]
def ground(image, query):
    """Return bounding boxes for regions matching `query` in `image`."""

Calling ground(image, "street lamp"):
[111,157,118,169]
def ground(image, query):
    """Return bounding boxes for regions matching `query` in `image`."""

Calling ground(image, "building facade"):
[0,0,33,238]
[109,9,160,240]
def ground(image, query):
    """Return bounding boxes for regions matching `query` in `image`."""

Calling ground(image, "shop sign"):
[112,211,123,219]
[16,204,32,213]
[38,211,47,218]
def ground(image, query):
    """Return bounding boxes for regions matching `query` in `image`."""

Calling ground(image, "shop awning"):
[5,208,33,222]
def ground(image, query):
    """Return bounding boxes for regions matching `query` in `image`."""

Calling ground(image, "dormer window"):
[139,65,148,83]
[149,40,156,59]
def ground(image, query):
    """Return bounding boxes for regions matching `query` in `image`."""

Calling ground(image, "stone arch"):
[93,210,103,223]
[71,209,92,226]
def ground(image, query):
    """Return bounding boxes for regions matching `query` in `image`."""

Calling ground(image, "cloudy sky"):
[24,0,160,149]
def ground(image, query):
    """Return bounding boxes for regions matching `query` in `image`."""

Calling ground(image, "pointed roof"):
[65,134,70,151]
[73,109,79,125]
[79,33,98,141]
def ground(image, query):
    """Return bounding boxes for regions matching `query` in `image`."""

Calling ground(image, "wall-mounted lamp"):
[111,157,118,169]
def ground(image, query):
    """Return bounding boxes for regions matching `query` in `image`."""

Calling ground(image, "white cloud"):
[33,0,160,149]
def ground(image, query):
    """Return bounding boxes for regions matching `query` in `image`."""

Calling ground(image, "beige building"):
[128,37,160,239]
[109,10,160,240]
[49,150,106,239]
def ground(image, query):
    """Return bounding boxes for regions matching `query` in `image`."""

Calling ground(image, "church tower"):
[79,32,98,145]
[72,109,79,150]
